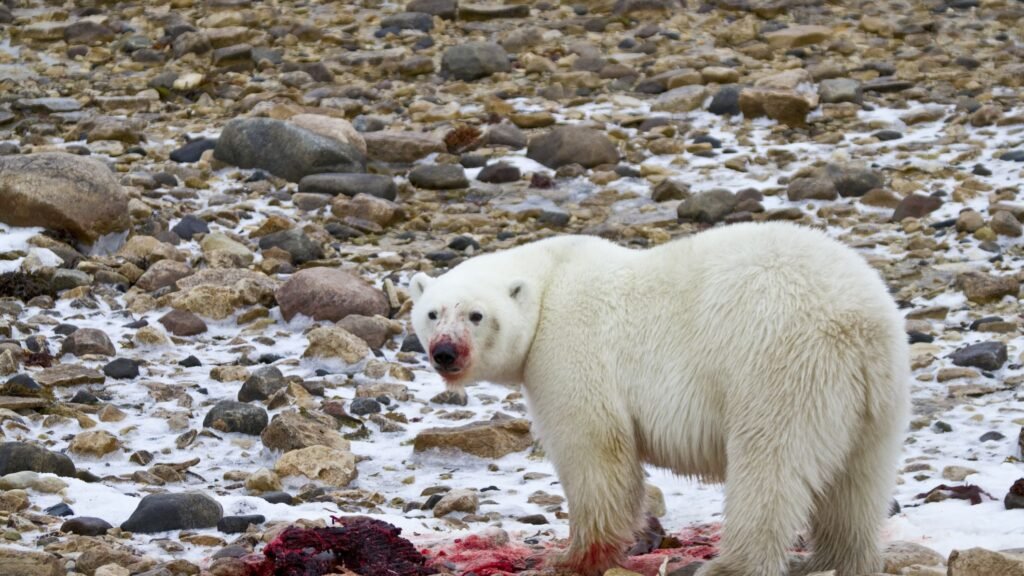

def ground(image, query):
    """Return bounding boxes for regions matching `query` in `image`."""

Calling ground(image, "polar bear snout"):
[429,337,469,377]
[431,341,459,369]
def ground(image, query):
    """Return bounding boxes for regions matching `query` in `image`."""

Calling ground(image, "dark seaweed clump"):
[0,272,53,301]
[246,517,436,576]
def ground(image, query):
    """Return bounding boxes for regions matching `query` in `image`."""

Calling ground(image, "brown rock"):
[60,328,116,357]
[331,193,403,227]
[363,131,446,163]
[200,233,254,268]
[432,488,479,517]
[260,409,350,453]
[0,153,129,244]
[175,268,279,293]
[0,396,49,410]
[163,270,278,320]
[303,326,371,364]
[83,116,145,144]
[860,188,901,208]
[414,413,533,458]
[288,114,367,156]
[957,272,1019,303]
[970,105,1002,127]
[35,364,105,387]
[763,25,832,49]
[158,309,208,336]
[956,210,985,233]
[75,544,155,576]
[244,467,281,493]
[276,267,388,323]
[135,260,193,292]
[274,445,356,487]
[162,285,246,320]
[116,235,184,268]
[990,211,1023,237]
[651,86,709,113]
[69,430,121,457]
[208,557,248,576]
[787,177,837,201]
[651,179,690,202]
[0,490,29,513]
[892,194,943,221]
[356,382,411,402]
[526,126,619,169]
[882,542,945,574]
[337,315,401,349]
[739,88,813,127]
[0,546,63,576]
[901,106,946,126]
[134,326,170,346]
[947,548,1024,576]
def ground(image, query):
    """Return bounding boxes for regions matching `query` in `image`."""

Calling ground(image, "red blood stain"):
[622,525,720,575]
[429,335,472,383]
[425,524,721,576]
[243,517,436,576]
[566,541,624,575]
[426,534,540,576]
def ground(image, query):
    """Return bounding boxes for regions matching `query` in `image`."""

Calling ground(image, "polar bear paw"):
[552,542,623,576]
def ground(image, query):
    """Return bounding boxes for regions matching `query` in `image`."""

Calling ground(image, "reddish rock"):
[526,126,619,169]
[0,153,129,245]
[892,194,943,221]
[275,267,388,323]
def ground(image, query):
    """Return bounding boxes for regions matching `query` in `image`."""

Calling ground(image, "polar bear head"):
[409,266,538,389]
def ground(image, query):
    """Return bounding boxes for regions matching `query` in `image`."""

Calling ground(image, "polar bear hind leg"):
[697,317,882,576]
[794,427,898,576]
[797,335,907,576]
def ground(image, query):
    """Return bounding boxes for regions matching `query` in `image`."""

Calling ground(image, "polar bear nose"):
[431,342,458,370]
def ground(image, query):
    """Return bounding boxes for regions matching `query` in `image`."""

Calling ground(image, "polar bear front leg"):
[556,433,646,575]
[531,397,646,575]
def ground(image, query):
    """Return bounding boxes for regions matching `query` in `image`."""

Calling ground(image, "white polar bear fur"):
[409,222,910,576]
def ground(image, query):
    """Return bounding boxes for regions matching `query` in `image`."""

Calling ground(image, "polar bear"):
[409,222,909,576]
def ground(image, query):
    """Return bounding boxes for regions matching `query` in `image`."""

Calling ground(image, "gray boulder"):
[677,189,738,224]
[298,173,397,200]
[120,492,223,533]
[441,42,510,81]
[0,442,75,477]
[214,118,365,183]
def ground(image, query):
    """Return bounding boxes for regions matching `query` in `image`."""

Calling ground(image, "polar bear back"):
[519,222,908,479]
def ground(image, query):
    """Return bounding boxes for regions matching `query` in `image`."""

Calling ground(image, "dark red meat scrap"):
[250,517,436,576]
[915,483,994,505]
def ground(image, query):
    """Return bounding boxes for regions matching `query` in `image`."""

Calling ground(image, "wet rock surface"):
[0,0,1021,572]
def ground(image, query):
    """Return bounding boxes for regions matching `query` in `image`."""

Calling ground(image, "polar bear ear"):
[509,279,528,302]
[409,272,433,302]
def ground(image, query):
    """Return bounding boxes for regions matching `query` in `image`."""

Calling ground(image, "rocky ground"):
[1,0,1023,575]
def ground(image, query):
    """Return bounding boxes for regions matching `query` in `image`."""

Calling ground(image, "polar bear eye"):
[427,311,437,320]
[469,311,483,324]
